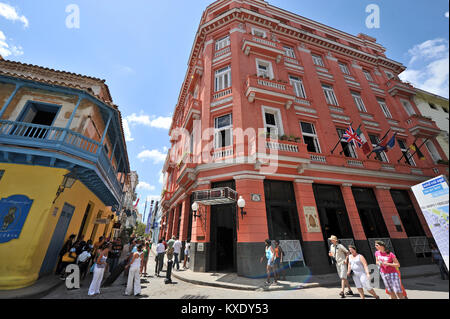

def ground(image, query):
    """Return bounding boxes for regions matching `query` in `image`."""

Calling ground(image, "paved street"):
[43,253,449,300]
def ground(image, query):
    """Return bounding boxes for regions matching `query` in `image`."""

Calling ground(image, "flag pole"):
[366,128,391,159]
[397,137,417,164]
[406,138,428,161]
[331,122,352,154]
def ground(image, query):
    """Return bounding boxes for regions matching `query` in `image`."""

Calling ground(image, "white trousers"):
[126,267,141,296]
[88,266,105,295]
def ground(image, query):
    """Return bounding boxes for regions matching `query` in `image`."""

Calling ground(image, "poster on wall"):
[411,175,449,271]
[303,206,321,233]
[0,195,34,243]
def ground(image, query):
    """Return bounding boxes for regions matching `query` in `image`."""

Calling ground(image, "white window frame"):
[322,84,339,106]
[425,140,442,163]
[214,113,233,149]
[300,121,321,153]
[312,54,325,67]
[369,134,389,163]
[251,27,267,38]
[384,70,395,79]
[214,65,231,92]
[338,62,350,75]
[400,99,416,117]
[352,92,367,113]
[289,75,307,99]
[398,139,416,166]
[363,70,373,82]
[377,99,392,119]
[256,58,274,79]
[262,106,284,138]
[215,35,230,51]
[283,45,296,58]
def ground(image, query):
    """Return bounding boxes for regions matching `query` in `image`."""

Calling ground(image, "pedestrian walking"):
[165,244,175,284]
[125,244,144,296]
[183,241,190,269]
[141,242,150,276]
[260,239,276,285]
[328,235,354,298]
[155,239,165,277]
[274,240,286,281]
[374,240,406,299]
[346,245,380,299]
[88,242,111,296]
[108,239,122,274]
[431,243,449,280]
[76,244,91,280]
[173,237,182,271]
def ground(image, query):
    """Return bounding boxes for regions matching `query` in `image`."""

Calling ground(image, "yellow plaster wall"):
[0,163,113,290]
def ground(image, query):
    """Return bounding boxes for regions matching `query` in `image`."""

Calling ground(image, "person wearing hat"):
[328,235,354,298]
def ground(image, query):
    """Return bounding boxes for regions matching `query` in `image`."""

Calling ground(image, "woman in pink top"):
[375,241,405,299]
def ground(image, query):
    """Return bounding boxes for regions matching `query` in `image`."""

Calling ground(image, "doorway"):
[390,189,425,237]
[39,203,75,277]
[15,102,60,138]
[209,181,236,272]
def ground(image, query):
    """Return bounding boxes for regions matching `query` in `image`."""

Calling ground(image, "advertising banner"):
[411,175,449,270]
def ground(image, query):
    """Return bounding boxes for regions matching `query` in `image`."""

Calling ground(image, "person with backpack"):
[165,244,175,284]
[328,235,354,298]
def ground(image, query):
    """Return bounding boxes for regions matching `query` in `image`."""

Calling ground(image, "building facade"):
[413,89,449,160]
[0,57,130,289]
[159,0,449,276]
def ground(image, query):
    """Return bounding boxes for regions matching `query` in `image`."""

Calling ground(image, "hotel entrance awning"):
[192,187,238,205]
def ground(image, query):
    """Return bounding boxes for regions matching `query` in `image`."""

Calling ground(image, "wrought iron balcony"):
[192,187,238,205]
[0,119,124,207]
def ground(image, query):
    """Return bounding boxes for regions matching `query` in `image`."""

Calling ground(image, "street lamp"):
[53,170,78,204]
[237,196,247,219]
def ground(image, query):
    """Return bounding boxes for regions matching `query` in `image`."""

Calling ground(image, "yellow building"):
[0,57,130,290]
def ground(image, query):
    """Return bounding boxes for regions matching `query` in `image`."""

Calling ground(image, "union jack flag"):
[343,125,363,147]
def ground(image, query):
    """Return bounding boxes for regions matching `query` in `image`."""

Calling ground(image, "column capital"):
[376,185,391,190]
[342,183,353,187]
[294,179,314,184]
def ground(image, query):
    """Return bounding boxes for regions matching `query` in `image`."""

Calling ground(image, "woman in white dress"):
[125,244,144,296]
[88,243,111,296]
[347,245,380,299]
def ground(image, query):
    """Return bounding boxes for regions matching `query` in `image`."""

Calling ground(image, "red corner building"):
[159,0,449,276]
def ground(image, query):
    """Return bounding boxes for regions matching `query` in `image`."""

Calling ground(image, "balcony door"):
[14,102,60,138]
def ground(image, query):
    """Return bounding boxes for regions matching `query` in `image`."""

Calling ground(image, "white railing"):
[266,141,299,153]
[284,57,299,65]
[214,46,231,57]
[252,37,276,47]
[257,79,285,90]
[213,88,232,100]
[347,159,364,167]
[294,98,310,106]
[310,154,326,163]
[213,148,233,159]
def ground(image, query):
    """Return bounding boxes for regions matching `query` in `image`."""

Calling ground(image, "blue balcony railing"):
[0,119,123,206]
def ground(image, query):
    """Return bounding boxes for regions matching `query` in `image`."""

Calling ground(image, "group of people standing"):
[57,233,191,297]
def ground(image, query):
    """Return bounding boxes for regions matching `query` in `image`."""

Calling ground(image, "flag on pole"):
[342,125,363,147]
[373,132,397,153]
[409,142,426,160]
[133,197,140,208]
[356,126,371,155]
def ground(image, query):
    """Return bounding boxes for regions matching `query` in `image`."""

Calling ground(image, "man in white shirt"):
[173,237,182,271]
[155,239,166,277]
[328,235,354,298]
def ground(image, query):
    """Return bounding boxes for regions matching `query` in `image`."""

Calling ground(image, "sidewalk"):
[0,275,64,299]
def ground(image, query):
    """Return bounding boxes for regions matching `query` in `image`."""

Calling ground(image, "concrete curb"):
[0,278,64,299]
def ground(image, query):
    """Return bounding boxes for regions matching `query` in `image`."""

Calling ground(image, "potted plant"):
[288,135,296,142]
[294,136,302,143]
[280,134,288,141]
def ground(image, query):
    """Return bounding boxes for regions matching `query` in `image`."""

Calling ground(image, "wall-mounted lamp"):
[53,170,78,204]
[237,196,247,219]
[192,202,202,221]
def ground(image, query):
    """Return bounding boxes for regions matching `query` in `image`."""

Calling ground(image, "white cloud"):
[137,149,167,164]
[0,29,23,58]
[0,3,29,27]
[136,181,156,191]
[400,38,449,98]
[126,113,172,130]
[158,170,164,184]
[445,11,449,18]
[122,118,134,142]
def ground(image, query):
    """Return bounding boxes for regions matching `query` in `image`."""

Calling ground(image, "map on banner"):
[412,176,449,271]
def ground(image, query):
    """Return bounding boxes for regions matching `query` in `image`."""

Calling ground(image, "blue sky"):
[1,0,448,222]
